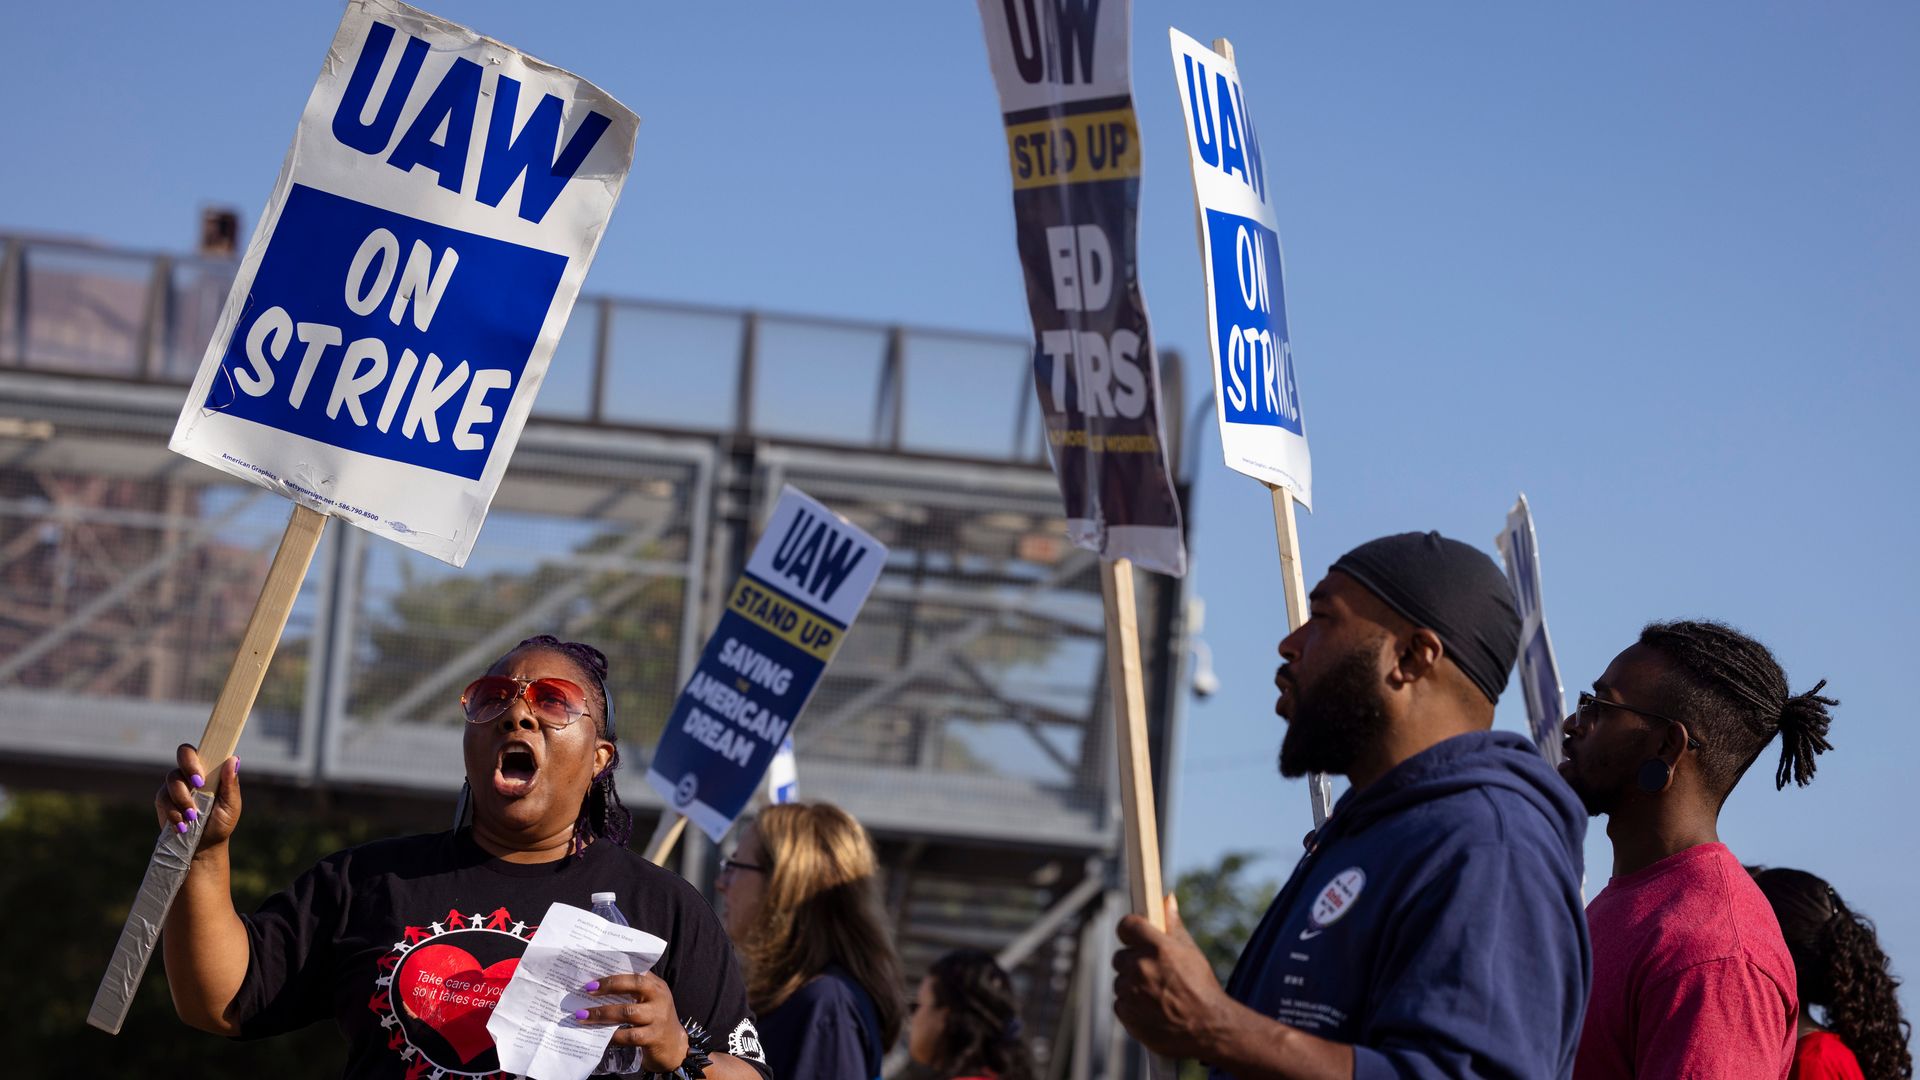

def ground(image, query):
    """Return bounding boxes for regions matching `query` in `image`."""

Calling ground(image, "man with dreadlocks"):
[155,634,771,1080]
[1559,619,1838,1080]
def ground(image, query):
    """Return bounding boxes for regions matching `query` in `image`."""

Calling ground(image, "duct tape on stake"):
[89,503,327,1033]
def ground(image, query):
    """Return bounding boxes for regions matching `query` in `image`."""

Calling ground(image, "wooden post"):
[89,502,328,1034]
[644,813,689,867]
[1270,483,1333,826]
[1099,557,1163,929]
[1100,556,1176,1080]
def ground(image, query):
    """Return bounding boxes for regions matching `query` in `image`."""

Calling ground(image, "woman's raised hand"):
[154,743,242,849]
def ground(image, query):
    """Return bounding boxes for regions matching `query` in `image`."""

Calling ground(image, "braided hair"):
[1751,867,1912,1080]
[1636,620,1835,799]
[925,948,1034,1080]
[513,634,633,856]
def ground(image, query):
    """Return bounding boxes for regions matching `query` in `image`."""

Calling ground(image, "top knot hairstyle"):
[1637,620,1836,798]
[514,634,632,855]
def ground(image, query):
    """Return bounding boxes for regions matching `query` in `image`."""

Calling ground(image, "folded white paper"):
[486,901,667,1080]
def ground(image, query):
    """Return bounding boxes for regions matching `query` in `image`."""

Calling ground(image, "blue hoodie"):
[1214,731,1591,1080]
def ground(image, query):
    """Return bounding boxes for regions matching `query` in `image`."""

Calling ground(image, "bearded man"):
[1113,532,1591,1079]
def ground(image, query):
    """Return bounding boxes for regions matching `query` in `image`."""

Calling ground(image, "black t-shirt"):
[231,829,771,1080]
[756,966,884,1080]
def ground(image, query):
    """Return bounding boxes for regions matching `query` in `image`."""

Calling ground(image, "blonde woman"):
[718,802,905,1080]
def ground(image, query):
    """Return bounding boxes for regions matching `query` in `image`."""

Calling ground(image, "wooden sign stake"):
[644,812,689,867]
[1100,557,1165,927]
[88,502,328,1034]
[1269,482,1334,826]
[1100,556,1178,1080]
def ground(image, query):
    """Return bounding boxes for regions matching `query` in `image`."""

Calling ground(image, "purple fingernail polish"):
[583,980,600,992]
[175,821,189,834]
[189,773,204,789]
[572,1009,590,1021]
[232,757,241,775]
[186,808,199,822]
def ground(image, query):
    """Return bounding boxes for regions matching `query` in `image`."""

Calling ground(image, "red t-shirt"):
[1792,1030,1865,1080]
[1573,842,1798,1080]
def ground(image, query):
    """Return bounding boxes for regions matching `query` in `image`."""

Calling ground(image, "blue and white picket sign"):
[168,0,638,566]
[1497,495,1568,766]
[1168,29,1311,507]
[646,487,886,842]
[767,736,799,805]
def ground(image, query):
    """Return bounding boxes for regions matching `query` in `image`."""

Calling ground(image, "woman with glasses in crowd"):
[155,634,771,1079]
[908,949,1034,1080]
[1750,867,1913,1080]
[716,801,903,1080]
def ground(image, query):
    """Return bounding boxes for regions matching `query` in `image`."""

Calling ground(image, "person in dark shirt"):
[1112,531,1591,1079]
[717,801,902,1080]
[1751,866,1912,1080]
[908,949,1034,1080]
[155,634,771,1079]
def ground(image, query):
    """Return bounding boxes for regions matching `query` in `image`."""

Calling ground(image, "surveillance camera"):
[1191,639,1220,699]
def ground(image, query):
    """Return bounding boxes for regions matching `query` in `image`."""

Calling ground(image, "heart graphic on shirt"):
[397,943,519,1064]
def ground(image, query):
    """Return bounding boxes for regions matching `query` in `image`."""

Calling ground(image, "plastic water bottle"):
[589,892,641,1075]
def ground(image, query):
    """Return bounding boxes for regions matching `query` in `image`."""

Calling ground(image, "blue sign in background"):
[207,184,567,480]
[648,573,832,831]
[1206,208,1302,435]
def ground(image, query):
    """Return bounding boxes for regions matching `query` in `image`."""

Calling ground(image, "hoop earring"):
[452,780,472,830]
[1636,759,1672,793]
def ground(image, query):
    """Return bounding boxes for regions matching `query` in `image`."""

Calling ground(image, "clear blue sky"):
[5,0,1916,1020]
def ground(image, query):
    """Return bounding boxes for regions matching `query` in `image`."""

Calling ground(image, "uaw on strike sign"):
[648,487,886,841]
[170,0,638,567]
[976,0,1187,577]
[1169,29,1311,506]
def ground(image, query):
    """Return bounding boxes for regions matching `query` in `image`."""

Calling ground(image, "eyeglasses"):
[718,856,767,876]
[1575,691,1704,751]
[460,675,592,730]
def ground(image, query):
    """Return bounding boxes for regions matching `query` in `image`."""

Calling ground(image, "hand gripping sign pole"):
[1169,32,1332,827]
[642,486,886,866]
[87,0,637,1033]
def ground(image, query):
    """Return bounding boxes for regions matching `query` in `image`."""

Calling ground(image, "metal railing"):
[0,232,1095,466]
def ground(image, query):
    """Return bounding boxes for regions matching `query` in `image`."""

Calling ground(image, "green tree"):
[1171,850,1279,1079]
